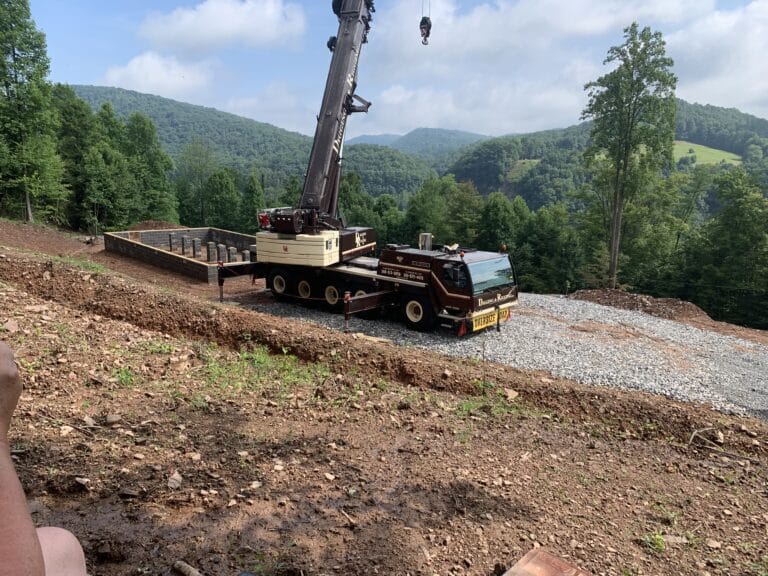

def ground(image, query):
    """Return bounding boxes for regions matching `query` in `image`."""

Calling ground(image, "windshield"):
[466,256,515,296]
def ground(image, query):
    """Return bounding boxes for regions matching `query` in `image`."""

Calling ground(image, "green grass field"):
[674,140,741,165]
[506,158,541,182]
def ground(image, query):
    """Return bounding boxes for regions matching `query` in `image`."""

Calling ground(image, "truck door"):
[434,261,473,311]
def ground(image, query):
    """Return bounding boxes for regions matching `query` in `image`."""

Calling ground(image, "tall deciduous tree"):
[205,169,240,229]
[51,84,98,229]
[0,0,66,222]
[175,139,216,226]
[123,112,177,224]
[582,22,677,288]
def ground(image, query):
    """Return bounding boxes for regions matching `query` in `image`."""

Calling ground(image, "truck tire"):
[323,283,343,309]
[352,286,368,297]
[401,295,435,331]
[268,268,291,300]
[296,277,313,300]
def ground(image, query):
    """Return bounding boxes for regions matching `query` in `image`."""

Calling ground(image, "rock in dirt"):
[715,431,725,445]
[172,560,204,576]
[118,487,140,499]
[168,471,183,490]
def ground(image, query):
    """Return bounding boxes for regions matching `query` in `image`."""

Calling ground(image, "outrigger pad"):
[503,549,591,576]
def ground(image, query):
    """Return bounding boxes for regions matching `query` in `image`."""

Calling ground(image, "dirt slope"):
[0,220,767,576]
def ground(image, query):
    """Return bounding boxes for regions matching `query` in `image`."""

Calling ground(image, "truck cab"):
[377,245,518,333]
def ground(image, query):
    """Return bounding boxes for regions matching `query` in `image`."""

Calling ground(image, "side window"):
[442,264,468,290]
[442,264,455,286]
[456,265,468,289]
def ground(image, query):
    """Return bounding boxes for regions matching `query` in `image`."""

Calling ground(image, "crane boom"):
[272,0,374,235]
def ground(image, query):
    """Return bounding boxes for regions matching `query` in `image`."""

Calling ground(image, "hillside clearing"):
[674,140,742,165]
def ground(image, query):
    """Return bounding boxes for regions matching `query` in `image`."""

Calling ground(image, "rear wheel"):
[296,277,313,300]
[401,295,435,331]
[323,283,343,309]
[268,268,291,301]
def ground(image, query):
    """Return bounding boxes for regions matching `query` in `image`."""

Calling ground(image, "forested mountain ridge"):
[71,85,436,199]
[348,127,487,159]
[72,85,767,206]
[72,85,311,191]
[344,144,436,199]
[676,99,768,155]
[346,133,401,146]
[443,100,768,209]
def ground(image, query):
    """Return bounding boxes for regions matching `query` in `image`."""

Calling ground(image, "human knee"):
[37,527,87,576]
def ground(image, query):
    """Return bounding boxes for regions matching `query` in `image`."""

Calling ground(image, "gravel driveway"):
[246,292,768,418]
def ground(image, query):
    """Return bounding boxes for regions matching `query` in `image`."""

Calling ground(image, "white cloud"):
[226,81,316,134]
[350,0,766,136]
[140,0,305,55]
[667,1,768,119]
[103,52,214,100]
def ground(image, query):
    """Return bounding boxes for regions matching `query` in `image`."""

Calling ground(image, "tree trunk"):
[24,189,34,223]
[607,189,623,288]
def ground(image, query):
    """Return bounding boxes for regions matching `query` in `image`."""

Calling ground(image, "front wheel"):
[401,295,435,331]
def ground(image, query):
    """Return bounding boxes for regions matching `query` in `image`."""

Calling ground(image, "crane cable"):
[421,0,431,17]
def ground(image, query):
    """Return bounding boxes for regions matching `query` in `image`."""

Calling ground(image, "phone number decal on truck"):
[379,265,428,282]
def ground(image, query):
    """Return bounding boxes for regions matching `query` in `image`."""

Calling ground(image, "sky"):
[30,0,768,138]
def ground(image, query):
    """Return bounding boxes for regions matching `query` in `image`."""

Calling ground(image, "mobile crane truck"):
[219,0,518,335]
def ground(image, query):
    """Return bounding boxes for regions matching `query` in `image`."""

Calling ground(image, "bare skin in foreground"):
[0,341,87,576]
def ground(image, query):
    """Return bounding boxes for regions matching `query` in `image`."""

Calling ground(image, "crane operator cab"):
[420,16,432,45]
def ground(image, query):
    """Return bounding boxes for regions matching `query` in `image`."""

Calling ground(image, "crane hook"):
[419,16,432,45]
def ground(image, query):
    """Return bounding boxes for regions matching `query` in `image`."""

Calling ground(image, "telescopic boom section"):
[274,0,373,235]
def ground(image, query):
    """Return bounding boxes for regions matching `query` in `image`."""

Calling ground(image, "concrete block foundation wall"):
[105,227,257,283]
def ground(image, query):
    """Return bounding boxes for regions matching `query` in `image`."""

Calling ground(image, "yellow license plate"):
[472,311,498,331]
[472,308,511,332]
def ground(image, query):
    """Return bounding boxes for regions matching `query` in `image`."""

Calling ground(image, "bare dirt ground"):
[1,220,767,576]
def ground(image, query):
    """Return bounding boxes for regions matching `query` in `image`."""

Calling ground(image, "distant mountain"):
[445,99,767,209]
[72,85,311,192]
[448,123,592,208]
[348,128,488,171]
[347,134,401,146]
[70,85,435,199]
[70,86,762,207]
[391,128,488,159]
[344,144,436,198]
[676,99,768,155]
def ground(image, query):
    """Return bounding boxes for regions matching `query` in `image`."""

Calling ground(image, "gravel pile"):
[244,292,768,418]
